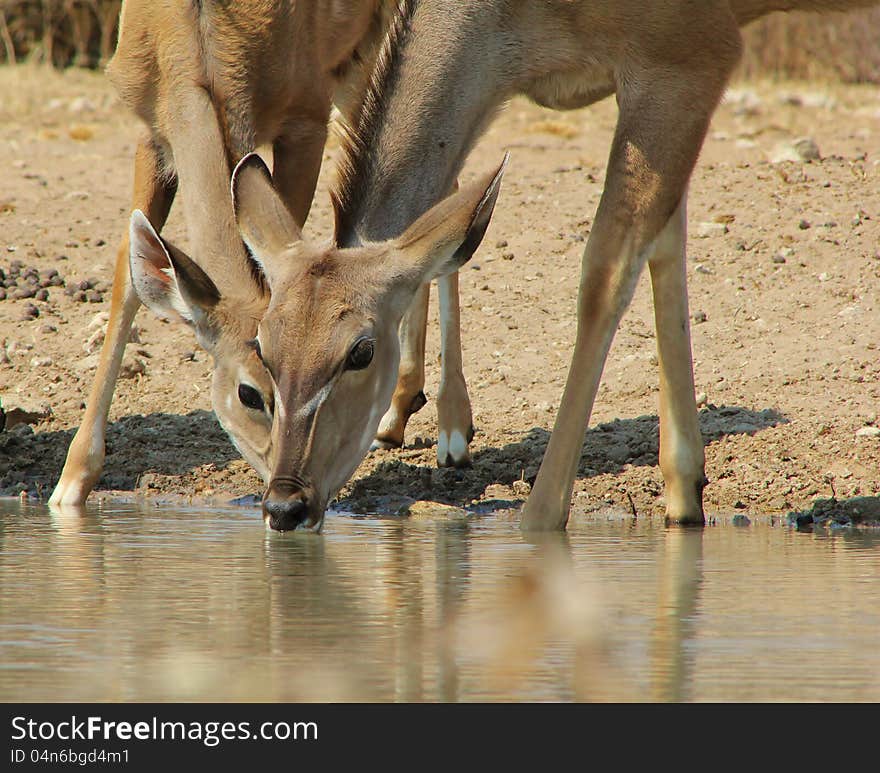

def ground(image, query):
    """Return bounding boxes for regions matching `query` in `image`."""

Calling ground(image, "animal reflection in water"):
[0,508,717,701]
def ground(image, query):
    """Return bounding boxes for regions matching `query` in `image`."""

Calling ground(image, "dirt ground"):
[1,66,878,524]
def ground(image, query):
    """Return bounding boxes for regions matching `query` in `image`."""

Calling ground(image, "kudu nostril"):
[263,492,309,532]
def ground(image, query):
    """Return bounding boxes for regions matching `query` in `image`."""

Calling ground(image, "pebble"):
[119,357,146,379]
[404,501,468,520]
[20,303,39,320]
[512,479,532,497]
[1,399,52,429]
[696,221,728,238]
[855,426,880,439]
[769,136,821,164]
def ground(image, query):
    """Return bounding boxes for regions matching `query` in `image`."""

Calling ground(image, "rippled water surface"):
[1,500,879,701]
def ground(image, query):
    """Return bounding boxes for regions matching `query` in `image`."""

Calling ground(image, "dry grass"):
[738,8,880,83]
[1,4,879,84]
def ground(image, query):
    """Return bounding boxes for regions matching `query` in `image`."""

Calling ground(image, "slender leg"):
[647,194,707,523]
[521,51,735,531]
[373,282,429,449]
[272,115,329,228]
[436,270,474,467]
[50,134,177,507]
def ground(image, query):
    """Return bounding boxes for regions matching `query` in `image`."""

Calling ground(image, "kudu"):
[332,0,879,531]
[129,153,506,531]
[50,0,427,507]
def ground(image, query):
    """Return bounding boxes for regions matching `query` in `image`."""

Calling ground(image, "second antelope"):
[331,0,879,531]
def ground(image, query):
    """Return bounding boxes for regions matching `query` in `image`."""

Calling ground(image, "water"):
[1,499,878,702]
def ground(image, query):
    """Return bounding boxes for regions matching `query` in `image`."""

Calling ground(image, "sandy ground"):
[1,66,878,524]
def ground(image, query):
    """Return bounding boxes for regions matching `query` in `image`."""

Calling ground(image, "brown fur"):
[328,0,879,530]
[51,0,394,508]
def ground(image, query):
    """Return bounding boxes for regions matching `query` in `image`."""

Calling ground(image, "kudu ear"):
[393,153,508,284]
[129,210,221,344]
[231,152,302,290]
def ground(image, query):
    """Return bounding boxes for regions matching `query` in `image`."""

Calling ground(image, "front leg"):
[50,134,176,507]
[647,194,706,524]
[521,39,737,530]
[273,114,329,228]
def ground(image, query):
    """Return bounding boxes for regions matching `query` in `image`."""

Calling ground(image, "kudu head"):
[129,152,506,532]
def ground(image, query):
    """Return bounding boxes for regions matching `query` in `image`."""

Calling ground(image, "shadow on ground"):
[0,410,239,496]
[2,404,790,508]
[338,404,787,512]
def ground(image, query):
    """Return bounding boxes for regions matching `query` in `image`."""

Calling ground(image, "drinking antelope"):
[129,152,506,531]
[331,0,879,530]
[49,0,407,506]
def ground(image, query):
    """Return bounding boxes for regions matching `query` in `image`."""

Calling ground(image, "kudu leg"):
[647,195,707,524]
[272,117,328,228]
[373,282,429,450]
[521,62,733,531]
[436,270,474,467]
[50,134,176,507]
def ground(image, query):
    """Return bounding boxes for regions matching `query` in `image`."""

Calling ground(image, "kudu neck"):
[334,0,509,247]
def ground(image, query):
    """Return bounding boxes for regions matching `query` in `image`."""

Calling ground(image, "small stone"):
[794,513,815,530]
[495,240,508,249]
[86,290,103,303]
[404,501,468,520]
[792,137,821,161]
[732,514,751,527]
[855,426,880,439]
[119,357,146,379]
[769,137,821,164]
[692,310,708,324]
[512,479,532,497]
[772,251,788,264]
[20,303,39,320]
[29,355,53,367]
[1,399,52,429]
[88,311,109,329]
[798,219,811,230]
[502,252,515,261]
[695,392,708,408]
[696,221,728,238]
[35,288,49,301]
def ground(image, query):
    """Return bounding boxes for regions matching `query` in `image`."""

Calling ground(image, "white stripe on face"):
[295,381,334,421]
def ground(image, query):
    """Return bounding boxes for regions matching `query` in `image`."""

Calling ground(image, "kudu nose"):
[263,485,310,532]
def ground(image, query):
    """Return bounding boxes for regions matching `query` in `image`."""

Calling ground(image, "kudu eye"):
[347,338,375,371]
[238,383,265,412]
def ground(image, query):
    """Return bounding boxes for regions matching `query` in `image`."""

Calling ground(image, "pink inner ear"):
[140,259,173,286]
[133,221,173,285]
